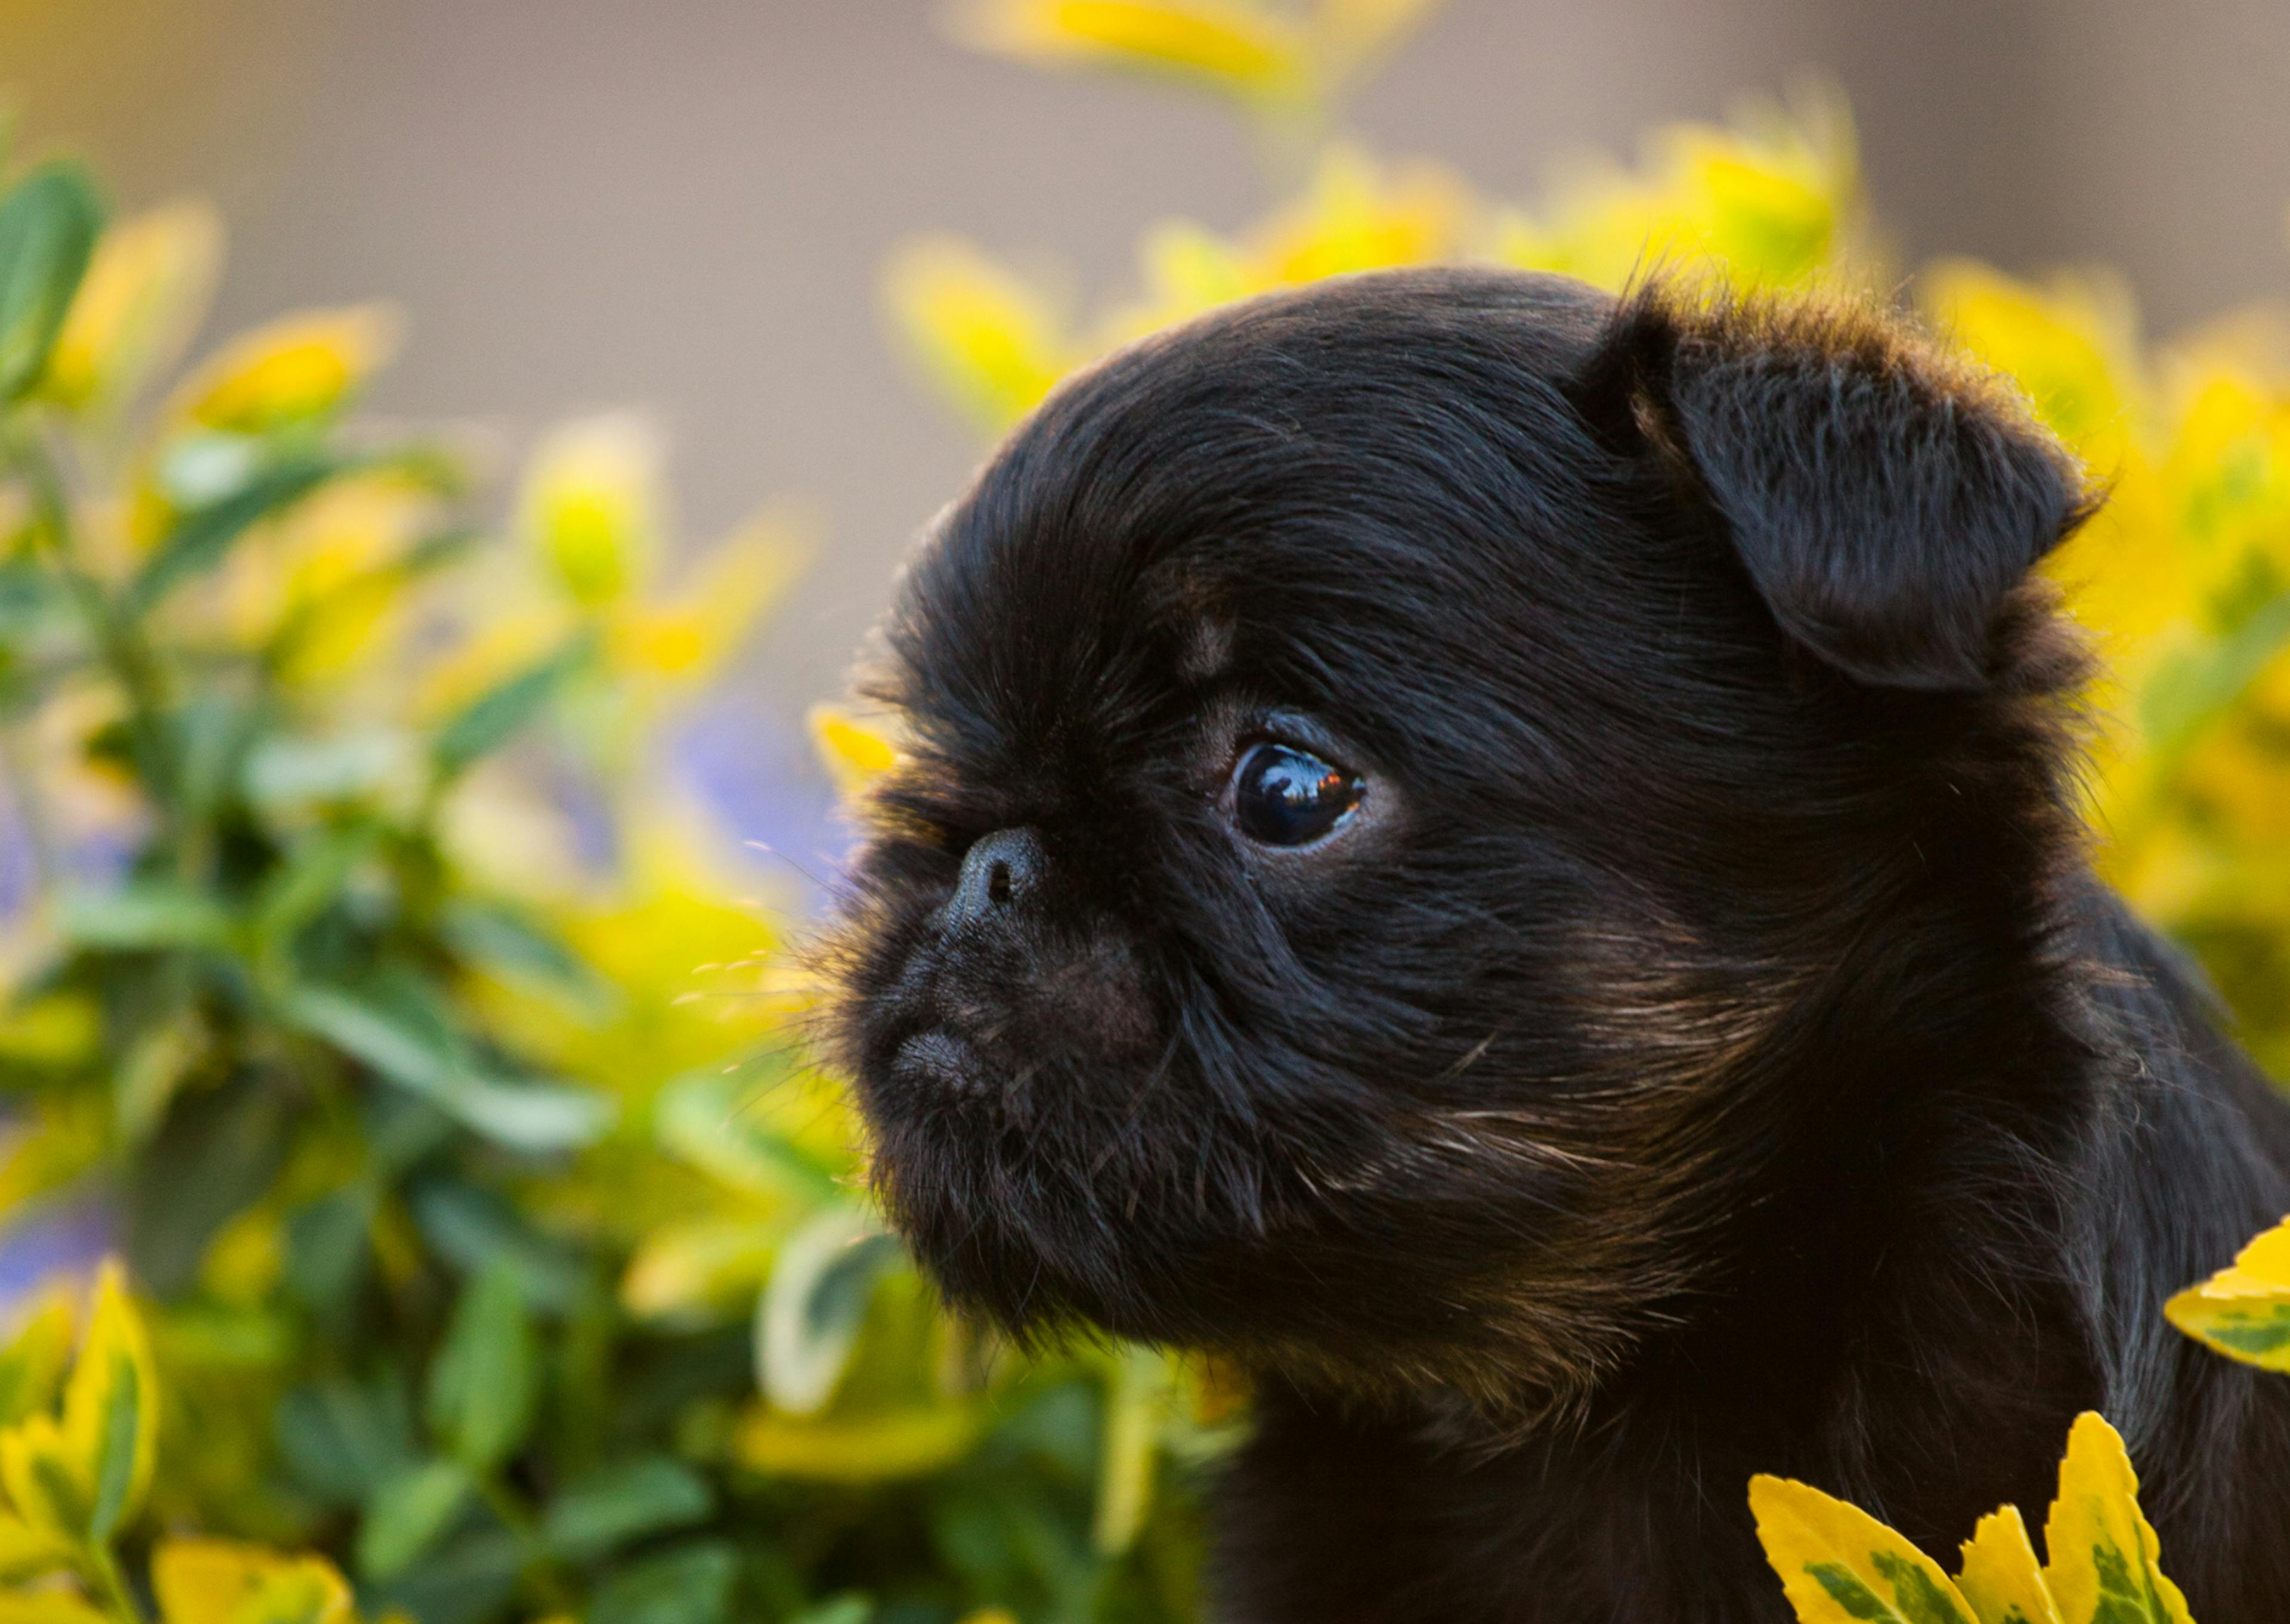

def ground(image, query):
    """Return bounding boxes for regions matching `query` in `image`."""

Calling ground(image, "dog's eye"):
[1231,742,1363,847]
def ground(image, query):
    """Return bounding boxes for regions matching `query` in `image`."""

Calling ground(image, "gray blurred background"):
[10,0,2289,848]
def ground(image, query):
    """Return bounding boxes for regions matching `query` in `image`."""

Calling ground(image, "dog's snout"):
[945,827,1046,931]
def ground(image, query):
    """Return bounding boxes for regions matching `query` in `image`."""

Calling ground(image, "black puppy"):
[828,267,2290,1622]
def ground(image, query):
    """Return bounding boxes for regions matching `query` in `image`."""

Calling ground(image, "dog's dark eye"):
[1231,742,1363,847]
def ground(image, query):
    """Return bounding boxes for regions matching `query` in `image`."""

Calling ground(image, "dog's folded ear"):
[1579,286,2094,691]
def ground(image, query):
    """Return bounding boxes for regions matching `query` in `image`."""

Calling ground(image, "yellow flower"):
[171,306,401,435]
[40,200,224,413]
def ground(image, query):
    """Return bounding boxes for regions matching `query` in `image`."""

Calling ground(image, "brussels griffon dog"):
[827,267,2290,1622]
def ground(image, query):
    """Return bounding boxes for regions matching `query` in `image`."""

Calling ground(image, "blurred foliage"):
[0,3,2285,1623]
[0,135,1213,1624]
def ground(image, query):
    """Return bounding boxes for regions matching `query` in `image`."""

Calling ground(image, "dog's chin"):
[858,1049,1667,1426]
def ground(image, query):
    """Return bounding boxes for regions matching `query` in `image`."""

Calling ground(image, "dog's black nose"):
[943,827,1045,931]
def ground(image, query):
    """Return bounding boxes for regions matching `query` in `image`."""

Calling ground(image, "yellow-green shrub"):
[1,4,2288,1623]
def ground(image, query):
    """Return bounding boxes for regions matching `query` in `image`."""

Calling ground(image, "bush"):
[0,5,2286,1623]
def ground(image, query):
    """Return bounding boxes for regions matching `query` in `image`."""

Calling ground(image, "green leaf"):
[405,1179,588,1312]
[363,1529,521,1624]
[788,1600,872,1624]
[123,1071,292,1297]
[0,162,104,401]
[58,881,232,953]
[2138,586,2290,764]
[655,1066,842,1204]
[587,1540,738,1624]
[540,1455,714,1561]
[430,631,596,780]
[250,823,380,954]
[448,1080,617,1156]
[243,729,416,811]
[441,899,616,1013]
[424,1257,537,1473]
[1093,1343,1172,1555]
[125,451,342,616]
[357,1456,472,1581]
[273,1371,418,1509]
[283,1188,374,1315]
[283,981,615,1152]
[757,1204,902,1416]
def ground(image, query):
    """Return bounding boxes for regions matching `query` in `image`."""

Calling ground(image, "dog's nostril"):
[946,827,1045,929]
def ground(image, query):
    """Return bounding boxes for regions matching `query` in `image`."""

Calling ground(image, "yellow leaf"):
[1747,1473,1976,1623]
[731,1402,980,1482]
[41,200,224,412]
[618,1221,775,1322]
[1093,1344,1171,1555]
[0,995,99,1072]
[0,1291,79,1431]
[954,0,1310,101]
[0,1586,110,1624]
[2040,1412,2194,1624]
[1311,0,1446,83]
[1921,262,2139,466]
[1496,96,1852,293]
[171,306,401,434]
[605,511,805,687]
[2164,1214,2290,1371]
[1247,146,1468,286]
[58,1259,157,1541]
[414,608,568,724]
[152,1539,356,1624]
[2229,1216,2290,1284]
[806,705,899,800]
[0,1513,69,1586]
[0,1418,88,1540]
[520,416,664,609]
[883,237,1073,434]
[1955,1505,2061,1624]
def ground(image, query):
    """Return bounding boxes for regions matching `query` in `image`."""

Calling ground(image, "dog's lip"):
[892,1027,988,1093]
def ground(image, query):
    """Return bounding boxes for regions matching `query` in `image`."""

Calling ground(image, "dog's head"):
[827,268,2091,1414]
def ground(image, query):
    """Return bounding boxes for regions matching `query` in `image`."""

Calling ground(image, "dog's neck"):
[1217,868,2290,1623]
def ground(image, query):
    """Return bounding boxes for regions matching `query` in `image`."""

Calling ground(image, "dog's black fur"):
[828,267,2290,1622]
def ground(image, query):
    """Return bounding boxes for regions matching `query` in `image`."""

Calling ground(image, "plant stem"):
[475,1473,572,1613]
[11,424,180,836]
[85,1541,146,1624]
